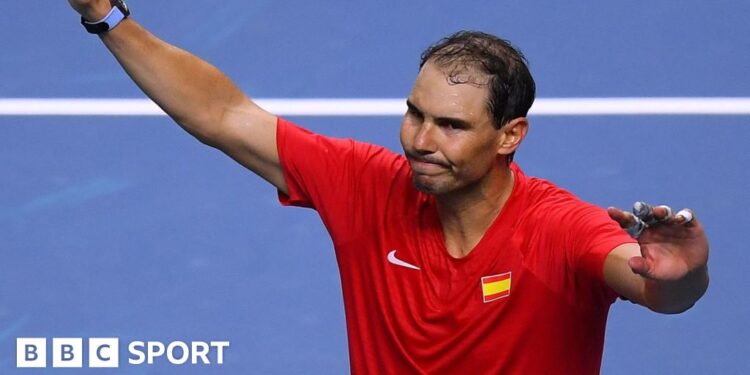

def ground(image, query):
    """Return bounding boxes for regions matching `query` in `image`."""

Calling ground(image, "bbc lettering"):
[17,338,229,368]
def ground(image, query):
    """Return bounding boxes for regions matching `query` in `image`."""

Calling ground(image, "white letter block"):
[89,338,120,368]
[16,338,46,368]
[52,338,83,368]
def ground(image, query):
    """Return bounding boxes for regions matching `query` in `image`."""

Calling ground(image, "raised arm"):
[604,203,709,313]
[68,0,287,193]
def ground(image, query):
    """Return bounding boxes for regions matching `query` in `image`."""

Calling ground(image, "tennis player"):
[68,1,710,373]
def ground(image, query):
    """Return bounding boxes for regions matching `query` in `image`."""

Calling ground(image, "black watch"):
[81,0,131,34]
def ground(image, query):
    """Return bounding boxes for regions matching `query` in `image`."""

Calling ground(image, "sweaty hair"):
[420,31,536,131]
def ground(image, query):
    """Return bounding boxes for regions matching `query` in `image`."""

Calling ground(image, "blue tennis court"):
[1,1,749,373]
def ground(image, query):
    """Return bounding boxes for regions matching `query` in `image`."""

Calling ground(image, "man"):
[68,1,710,373]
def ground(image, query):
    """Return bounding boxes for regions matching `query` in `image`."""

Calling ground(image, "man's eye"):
[408,108,423,119]
[445,122,464,130]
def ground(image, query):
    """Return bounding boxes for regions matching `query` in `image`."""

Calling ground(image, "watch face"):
[110,0,130,16]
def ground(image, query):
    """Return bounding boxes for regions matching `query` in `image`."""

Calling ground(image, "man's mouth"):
[405,152,447,166]
[407,154,449,174]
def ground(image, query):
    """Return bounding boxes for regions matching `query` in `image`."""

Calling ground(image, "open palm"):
[608,204,709,281]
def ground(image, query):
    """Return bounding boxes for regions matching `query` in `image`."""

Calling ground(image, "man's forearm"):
[70,0,284,191]
[98,18,252,144]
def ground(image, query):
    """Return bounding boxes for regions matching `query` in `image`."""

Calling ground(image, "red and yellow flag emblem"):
[481,272,511,303]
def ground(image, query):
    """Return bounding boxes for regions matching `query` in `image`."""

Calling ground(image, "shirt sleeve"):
[275,117,406,239]
[561,202,637,302]
[276,117,352,210]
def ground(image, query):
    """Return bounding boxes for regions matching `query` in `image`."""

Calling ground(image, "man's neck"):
[436,165,514,259]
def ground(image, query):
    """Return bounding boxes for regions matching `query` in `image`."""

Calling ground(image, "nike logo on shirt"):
[387,250,421,270]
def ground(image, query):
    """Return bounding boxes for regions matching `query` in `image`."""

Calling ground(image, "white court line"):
[0,98,749,116]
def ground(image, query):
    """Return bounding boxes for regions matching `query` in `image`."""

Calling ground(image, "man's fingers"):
[652,205,673,223]
[628,256,652,277]
[633,201,673,225]
[610,203,691,238]
[675,208,696,225]
[633,201,657,224]
[633,201,681,228]
[626,215,646,238]
[608,206,646,238]
[608,207,633,226]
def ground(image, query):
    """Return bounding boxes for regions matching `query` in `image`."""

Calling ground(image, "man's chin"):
[412,176,446,195]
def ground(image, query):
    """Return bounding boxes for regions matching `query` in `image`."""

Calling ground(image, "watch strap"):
[81,6,128,34]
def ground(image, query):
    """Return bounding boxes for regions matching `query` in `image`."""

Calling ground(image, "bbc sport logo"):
[16,337,230,368]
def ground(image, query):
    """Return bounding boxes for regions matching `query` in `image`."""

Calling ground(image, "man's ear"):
[496,117,529,157]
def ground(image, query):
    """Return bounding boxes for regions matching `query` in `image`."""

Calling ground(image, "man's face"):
[400,62,504,195]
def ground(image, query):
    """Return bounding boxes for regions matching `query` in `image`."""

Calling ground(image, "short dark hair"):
[420,31,536,130]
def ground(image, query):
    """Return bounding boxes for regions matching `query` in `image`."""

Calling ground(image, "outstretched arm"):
[603,203,709,313]
[68,0,287,193]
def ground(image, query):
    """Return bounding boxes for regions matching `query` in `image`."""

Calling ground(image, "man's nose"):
[413,122,437,154]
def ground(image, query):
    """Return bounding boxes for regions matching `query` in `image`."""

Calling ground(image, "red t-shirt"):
[276,118,635,374]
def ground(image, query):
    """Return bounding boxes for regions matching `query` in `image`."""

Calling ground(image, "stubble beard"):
[411,174,459,196]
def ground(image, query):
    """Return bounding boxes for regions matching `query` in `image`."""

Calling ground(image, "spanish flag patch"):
[481,272,511,303]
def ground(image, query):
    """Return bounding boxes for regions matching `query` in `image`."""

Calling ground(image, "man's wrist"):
[81,1,130,35]
[81,5,114,23]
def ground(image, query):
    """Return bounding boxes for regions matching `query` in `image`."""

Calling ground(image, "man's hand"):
[608,203,709,281]
[604,202,709,313]
[68,0,113,22]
